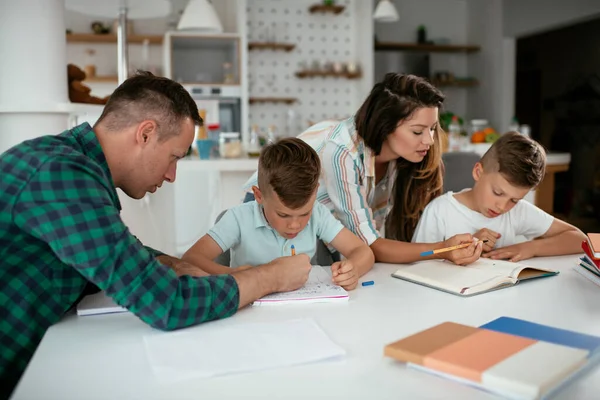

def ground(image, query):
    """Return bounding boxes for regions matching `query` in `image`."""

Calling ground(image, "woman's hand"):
[440,234,483,266]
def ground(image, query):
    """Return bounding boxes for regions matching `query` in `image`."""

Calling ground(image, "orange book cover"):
[587,233,600,255]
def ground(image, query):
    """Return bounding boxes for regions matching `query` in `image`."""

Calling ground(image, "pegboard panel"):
[246,0,361,137]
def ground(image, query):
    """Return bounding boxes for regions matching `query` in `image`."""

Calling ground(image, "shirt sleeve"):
[513,200,554,239]
[207,208,242,252]
[12,157,239,331]
[314,202,344,244]
[411,199,446,243]
[320,139,380,245]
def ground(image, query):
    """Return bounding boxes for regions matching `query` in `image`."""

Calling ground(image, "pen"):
[291,244,295,256]
[362,281,374,287]
[420,240,488,257]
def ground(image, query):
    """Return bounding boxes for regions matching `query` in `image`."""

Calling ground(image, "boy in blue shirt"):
[183,138,375,290]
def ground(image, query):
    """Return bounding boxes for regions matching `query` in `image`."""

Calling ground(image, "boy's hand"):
[331,260,358,290]
[440,234,483,266]
[483,243,535,262]
[233,265,253,272]
[474,228,501,252]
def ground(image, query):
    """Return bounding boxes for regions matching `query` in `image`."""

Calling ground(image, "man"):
[0,72,311,397]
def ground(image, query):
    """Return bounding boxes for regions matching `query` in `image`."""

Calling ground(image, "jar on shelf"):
[468,119,489,144]
[219,132,242,159]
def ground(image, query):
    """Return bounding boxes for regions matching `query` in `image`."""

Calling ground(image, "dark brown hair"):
[258,137,321,209]
[355,73,445,242]
[480,131,546,188]
[94,71,202,141]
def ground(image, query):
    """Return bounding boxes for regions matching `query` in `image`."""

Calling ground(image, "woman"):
[244,73,482,265]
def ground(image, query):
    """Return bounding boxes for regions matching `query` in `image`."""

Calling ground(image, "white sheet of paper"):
[253,266,349,305]
[76,292,127,316]
[143,318,346,383]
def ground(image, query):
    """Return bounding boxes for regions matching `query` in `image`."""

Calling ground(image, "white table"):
[12,255,600,400]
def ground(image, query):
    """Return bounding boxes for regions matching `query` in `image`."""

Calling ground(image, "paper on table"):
[253,265,349,305]
[76,291,127,316]
[143,318,346,384]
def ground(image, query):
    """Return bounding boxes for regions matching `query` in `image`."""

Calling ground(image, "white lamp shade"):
[65,0,171,19]
[177,0,223,32]
[373,0,399,23]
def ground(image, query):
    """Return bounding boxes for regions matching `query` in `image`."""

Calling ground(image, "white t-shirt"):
[411,190,554,247]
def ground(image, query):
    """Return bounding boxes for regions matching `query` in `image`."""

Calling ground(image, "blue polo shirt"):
[208,201,344,267]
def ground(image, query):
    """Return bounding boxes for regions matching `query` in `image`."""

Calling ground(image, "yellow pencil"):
[420,240,487,256]
[291,244,296,256]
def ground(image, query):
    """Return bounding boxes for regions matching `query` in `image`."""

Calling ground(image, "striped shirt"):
[243,117,396,245]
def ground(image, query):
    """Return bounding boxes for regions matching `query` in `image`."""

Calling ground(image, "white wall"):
[503,0,600,38]
[466,0,510,132]
[373,0,470,118]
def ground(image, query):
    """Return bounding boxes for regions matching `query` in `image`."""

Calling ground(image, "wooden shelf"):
[295,70,361,80]
[248,42,296,52]
[66,33,163,45]
[83,76,118,83]
[374,41,480,53]
[432,79,479,87]
[308,4,345,14]
[249,97,298,105]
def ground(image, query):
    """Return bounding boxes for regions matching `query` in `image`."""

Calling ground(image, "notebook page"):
[394,261,509,295]
[462,258,523,276]
[253,265,348,305]
[143,318,346,383]
[460,258,556,280]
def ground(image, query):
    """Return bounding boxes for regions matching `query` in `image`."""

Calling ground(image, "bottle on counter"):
[267,125,278,144]
[447,116,462,152]
[508,116,520,133]
[247,125,262,158]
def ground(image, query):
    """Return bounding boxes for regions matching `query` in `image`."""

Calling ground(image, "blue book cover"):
[480,317,600,356]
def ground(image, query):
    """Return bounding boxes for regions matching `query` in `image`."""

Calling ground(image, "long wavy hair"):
[355,73,445,242]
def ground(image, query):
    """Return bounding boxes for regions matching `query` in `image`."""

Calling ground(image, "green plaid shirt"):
[0,123,239,396]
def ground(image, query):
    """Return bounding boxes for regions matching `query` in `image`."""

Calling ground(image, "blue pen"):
[362,280,374,287]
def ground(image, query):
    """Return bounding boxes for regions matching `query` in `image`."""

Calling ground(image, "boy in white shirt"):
[412,131,585,262]
[183,138,374,290]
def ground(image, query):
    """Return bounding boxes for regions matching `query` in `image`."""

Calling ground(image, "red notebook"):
[587,233,600,258]
[582,241,600,269]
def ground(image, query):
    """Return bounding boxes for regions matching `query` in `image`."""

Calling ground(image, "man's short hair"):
[257,137,321,209]
[94,71,201,141]
[480,131,546,188]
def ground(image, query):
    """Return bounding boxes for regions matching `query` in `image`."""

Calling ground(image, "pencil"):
[420,240,488,257]
[291,244,296,256]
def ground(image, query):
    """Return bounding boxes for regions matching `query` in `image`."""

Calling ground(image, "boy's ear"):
[252,185,263,204]
[473,162,484,182]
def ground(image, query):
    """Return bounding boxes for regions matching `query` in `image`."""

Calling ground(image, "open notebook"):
[384,317,600,400]
[391,258,558,297]
[253,265,349,306]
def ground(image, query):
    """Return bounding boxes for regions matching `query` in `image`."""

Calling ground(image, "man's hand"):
[331,260,358,290]
[440,234,483,266]
[263,254,311,292]
[474,228,501,253]
[157,255,208,277]
[483,243,535,262]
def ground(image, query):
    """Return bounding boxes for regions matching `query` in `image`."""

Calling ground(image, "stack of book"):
[385,317,600,399]
[574,233,600,287]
